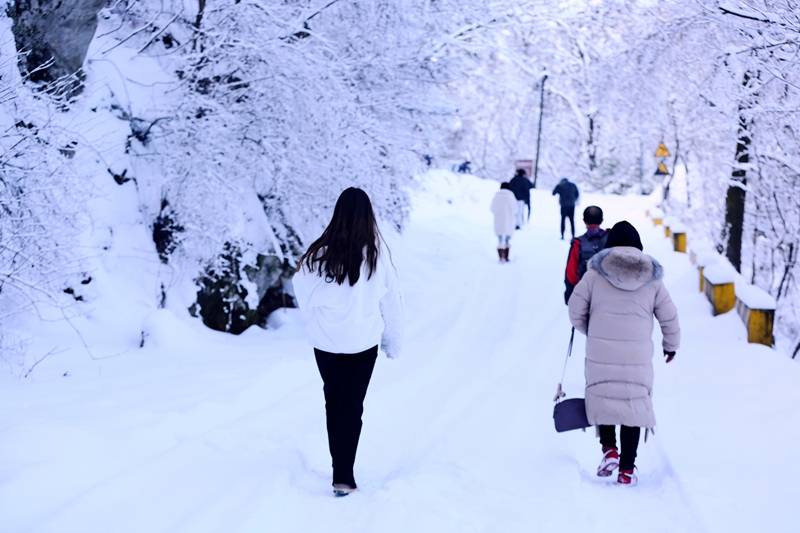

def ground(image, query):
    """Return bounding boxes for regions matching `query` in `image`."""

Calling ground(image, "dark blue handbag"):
[553,397,590,432]
[553,328,591,432]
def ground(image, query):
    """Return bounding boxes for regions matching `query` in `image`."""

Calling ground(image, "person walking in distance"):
[568,221,680,485]
[292,187,404,497]
[563,206,608,304]
[491,182,518,262]
[552,177,580,240]
[508,168,534,229]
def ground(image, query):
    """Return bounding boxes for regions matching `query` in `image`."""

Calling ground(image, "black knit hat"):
[605,221,643,251]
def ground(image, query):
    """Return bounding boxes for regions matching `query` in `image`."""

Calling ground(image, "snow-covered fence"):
[669,222,687,253]
[663,216,677,238]
[736,285,776,347]
[650,208,664,227]
[694,252,719,293]
[703,264,737,317]
[686,238,776,347]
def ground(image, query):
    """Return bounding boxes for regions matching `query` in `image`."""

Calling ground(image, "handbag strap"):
[553,327,575,402]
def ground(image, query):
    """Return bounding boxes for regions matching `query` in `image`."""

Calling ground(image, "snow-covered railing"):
[735,284,776,347]
[649,206,688,253]
[660,210,778,348]
[693,250,719,292]
[669,222,687,253]
[702,263,737,316]
[663,216,676,238]
[648,207,664,226]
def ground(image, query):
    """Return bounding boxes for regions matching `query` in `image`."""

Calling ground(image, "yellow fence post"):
[651,208,664,227]
[703,266,736,315]
[696,252,718,293]
[735,286,776,347]
[672,232,687,253]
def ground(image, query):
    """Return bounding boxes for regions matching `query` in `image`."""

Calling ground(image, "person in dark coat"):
[508,168,534,228]
[552,177,580,240]
[563,205,607,304]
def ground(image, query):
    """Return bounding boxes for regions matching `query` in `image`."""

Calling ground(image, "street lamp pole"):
[532,74,548,188]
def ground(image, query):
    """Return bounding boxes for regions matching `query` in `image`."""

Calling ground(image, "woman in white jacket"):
[292,187,403,497]
[491,182,518,262]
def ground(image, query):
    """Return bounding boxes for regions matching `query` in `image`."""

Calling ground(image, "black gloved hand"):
[664,350,676,363]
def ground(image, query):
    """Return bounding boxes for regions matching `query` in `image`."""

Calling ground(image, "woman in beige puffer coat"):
[568,221,680,485]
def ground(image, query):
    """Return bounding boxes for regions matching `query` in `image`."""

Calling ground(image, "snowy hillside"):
[2,172,798,533]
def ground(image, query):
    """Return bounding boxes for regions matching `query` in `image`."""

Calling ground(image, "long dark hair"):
[299,187,381,286]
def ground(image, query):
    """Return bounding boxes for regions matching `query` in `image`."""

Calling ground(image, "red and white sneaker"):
[597,447,620,477]
[617,468,638,486]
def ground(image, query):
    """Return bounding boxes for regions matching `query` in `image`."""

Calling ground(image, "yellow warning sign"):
[655,143,670,158]
[655,161,670,175]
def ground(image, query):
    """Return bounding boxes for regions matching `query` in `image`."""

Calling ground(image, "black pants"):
[599,425,641,471]
[560,206,575,238]
[314,345,378,487]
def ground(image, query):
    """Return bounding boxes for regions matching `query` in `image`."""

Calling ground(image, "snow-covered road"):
[2,172,798,533]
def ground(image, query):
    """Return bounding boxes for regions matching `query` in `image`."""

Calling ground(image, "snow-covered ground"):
[2,171,798,533]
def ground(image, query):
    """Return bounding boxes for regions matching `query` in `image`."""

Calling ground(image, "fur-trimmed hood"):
[590,247,663,291]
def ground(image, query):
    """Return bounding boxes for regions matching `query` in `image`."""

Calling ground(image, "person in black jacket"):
[508,168,534,228]
[552,177,580,239]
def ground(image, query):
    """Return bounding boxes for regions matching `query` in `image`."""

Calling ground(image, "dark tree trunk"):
[724,164,747,271]
[193,0,207,51]
[195,0,207,29]
[663,110,681,202]
[662,138,680,203]
[684,151,692,208]
[724,71,756,272]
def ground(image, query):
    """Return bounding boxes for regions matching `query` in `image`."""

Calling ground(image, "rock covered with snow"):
[9,0,106,97]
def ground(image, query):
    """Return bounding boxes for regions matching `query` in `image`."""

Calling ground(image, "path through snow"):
[2,171,798,533]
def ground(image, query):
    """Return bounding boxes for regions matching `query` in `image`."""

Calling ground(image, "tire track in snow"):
[367,226,568,490]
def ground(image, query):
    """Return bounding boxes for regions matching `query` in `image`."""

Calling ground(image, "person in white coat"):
[292,187,403,497]
[491,182,518,262]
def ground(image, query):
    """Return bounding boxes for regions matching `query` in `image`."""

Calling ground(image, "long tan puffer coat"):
[568,246,680,429]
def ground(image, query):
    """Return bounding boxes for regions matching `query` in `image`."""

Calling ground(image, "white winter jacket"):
[291,250,404,357]
[491,189,518,236]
